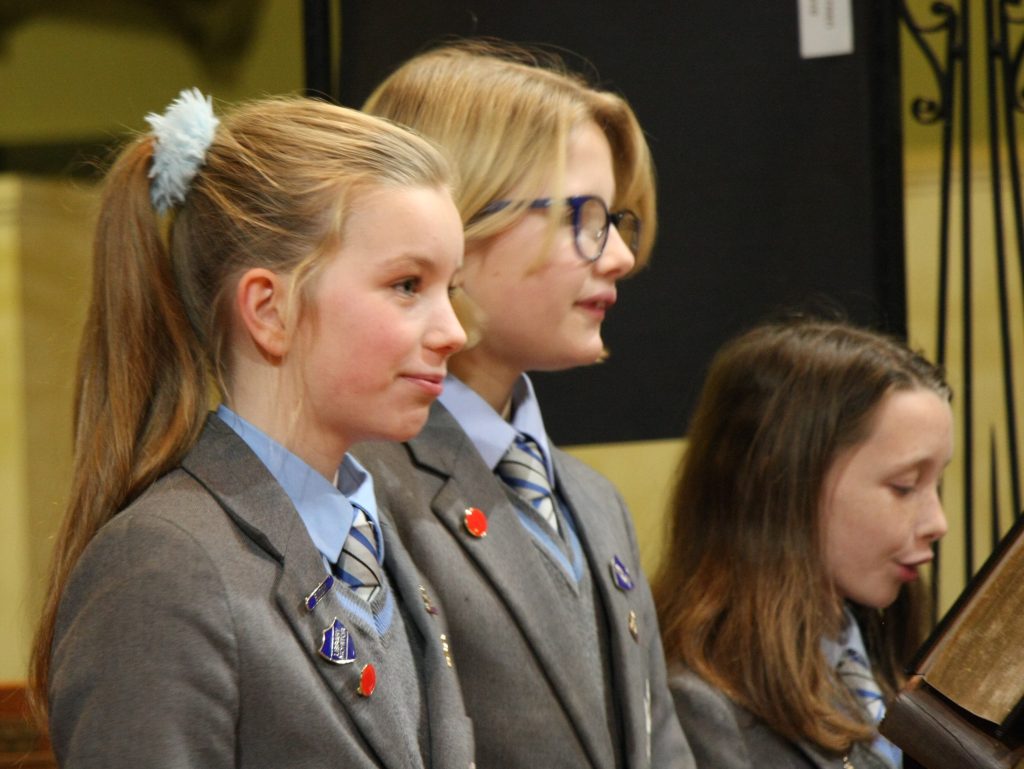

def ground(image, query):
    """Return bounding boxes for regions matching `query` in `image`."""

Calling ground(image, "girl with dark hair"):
[653,318,952,769]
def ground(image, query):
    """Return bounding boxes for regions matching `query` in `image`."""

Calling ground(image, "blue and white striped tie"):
[497,435,559,533]
[836,647,902,769]
[336,505,381,601]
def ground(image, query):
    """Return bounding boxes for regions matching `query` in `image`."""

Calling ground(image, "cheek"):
[834,505,912,571]
[307,311,392,380]
[823,489,887,566]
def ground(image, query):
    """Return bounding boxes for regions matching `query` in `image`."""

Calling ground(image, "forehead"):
[562,121,615,195]
[323,185,461,269]
[838,388,953,471]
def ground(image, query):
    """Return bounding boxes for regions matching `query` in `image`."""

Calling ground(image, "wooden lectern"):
[880,516,1024,768]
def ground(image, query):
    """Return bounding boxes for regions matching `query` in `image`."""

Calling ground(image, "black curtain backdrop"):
[334,1,905,446]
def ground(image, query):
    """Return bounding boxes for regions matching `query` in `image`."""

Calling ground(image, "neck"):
[450,350,521,417]
[226,362,346,481]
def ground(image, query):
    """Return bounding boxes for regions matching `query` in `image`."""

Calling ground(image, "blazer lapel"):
[181,416,413,769]
[406,406,614,769]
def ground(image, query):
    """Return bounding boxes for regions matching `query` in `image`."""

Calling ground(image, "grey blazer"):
[668,665,889,769]
[48,416,474,769]
[354,403,695,769]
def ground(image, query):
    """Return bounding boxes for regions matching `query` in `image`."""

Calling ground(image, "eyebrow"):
[378,252,461,277]
[379,254,436,270]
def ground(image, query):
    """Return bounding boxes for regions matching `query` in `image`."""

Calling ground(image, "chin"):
[387,414,431,443]
[855,590,900,611]
[555,343,608,370]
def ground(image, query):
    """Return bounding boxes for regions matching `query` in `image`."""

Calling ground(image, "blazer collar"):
[407,404,618,768]
[181,416,434,769]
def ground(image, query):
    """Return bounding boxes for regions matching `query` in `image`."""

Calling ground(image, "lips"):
[897,554,933,582]
[402,371,445,397]
[577,291,617,312]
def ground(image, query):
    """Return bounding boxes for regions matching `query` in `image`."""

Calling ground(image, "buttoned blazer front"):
[354,402,695,769]
[668,665,888,769]
[48,416,474,769]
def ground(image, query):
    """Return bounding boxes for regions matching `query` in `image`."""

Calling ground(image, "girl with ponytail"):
[30,89,472,769]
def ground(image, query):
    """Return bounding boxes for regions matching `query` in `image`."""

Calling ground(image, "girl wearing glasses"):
[354,40,695,769]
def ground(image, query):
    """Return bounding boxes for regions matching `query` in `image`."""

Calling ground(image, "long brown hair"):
[29,96,452,718]
[652,318,949,754]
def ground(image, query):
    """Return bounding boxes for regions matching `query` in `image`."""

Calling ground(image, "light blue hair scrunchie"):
[145,88,220,214]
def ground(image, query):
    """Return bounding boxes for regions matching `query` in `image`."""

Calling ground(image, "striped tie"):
[836,647,901,769]
[497,435,559,532]
[337,505,382,601]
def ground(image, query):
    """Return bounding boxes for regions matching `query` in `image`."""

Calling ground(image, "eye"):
[393,277,420,296]
[448,282,462,299]
[890,483,915,497]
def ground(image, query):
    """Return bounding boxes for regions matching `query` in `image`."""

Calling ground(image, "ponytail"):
[29,92,455,725]
[29,137,207,719]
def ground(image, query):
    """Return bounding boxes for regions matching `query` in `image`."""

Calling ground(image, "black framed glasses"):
[473,195,641,263]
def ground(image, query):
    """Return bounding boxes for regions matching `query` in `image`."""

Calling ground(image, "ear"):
[235,268,291,359]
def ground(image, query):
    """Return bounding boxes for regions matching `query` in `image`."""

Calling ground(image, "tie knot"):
[337,505,382,600]
[497,435,558,533]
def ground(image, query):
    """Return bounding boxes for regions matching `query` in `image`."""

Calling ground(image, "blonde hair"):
[364,39,657,267]
[30,96,453,718]
[652,318,949,755]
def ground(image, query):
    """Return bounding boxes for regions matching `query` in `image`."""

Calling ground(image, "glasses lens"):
[613,210,641,255]
[575,197,610,261]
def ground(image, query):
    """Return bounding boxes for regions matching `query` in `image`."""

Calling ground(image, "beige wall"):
[0,0,305,682]
[1,177,97,680]
[1,177,32,680]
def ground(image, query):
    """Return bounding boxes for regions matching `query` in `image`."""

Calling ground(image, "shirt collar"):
[821,603,869,668]
[216,405,381,565]
[438,374,555,481]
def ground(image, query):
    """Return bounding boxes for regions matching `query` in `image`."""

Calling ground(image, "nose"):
[427,295,468,359]
[596,225,636,279]
[918,492,949,544]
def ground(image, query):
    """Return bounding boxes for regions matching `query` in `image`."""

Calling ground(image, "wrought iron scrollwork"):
[899,2,960,124]
[900,0,1024,620]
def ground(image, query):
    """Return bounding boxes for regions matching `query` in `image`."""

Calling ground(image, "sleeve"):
[668,668,755,769]
[48,512,239,769]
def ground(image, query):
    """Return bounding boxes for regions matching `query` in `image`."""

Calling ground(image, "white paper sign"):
[798,0,854,59]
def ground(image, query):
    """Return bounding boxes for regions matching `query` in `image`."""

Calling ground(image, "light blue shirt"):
[821,605,869,670]
[215,405,384,571]
[438,374,556,484]
[822,605,902,769]
[438,374,584,581]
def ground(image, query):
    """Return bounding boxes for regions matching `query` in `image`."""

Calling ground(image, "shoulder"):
[62,470,235,618]
[550,446,636,551]
[668,665,823,769]
[667,666,753,769]
[668,664,745,731]
[99,468,235,554]
[550,445,617,491]
[354,438,416,477]
[551,446,627,519]
[354,406,483,502]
